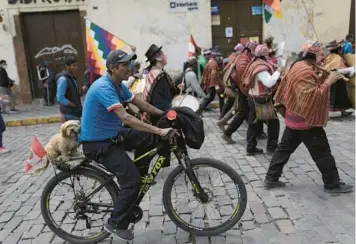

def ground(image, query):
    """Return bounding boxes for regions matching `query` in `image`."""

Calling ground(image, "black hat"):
[145,44,162,62]
[325,40,343,51]
[106,50,137,68]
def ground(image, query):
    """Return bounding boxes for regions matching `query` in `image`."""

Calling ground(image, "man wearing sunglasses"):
[80,49,173,241]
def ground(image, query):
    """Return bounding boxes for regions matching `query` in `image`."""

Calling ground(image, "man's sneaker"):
[222,134,236,144]
[104,222,134,241]
[264,179,286,189]
[0,147,10,154]
[246,148,263,156]
[324,184,354,194]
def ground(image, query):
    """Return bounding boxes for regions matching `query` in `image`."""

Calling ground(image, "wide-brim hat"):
[145,44,163,62]
[325,40,343,51]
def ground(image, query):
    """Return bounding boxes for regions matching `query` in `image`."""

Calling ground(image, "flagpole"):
[300,0,320,41]
[84,17,134,48]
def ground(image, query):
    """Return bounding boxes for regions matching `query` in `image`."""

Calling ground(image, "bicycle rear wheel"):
[41,169,118,244]
[163,158,247,236]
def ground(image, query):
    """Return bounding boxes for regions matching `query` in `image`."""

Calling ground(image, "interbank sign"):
[169,0,199,13]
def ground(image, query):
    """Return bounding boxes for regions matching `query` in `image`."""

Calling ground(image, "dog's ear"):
[60,123,70,138]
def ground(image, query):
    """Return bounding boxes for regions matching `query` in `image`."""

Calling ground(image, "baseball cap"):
[106,50,137,68]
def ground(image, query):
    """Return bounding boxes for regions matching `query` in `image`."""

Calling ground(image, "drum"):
[127,77,146,116]
[172,94,200,112]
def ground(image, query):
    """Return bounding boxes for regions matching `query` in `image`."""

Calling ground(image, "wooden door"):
[211,0,238,55]
[211,0,263,57]
[21,10,85,99]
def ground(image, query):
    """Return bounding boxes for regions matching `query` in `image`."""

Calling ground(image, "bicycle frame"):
[76,131,208,213]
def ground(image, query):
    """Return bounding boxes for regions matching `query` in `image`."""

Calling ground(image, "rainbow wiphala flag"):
[86,19,125,76]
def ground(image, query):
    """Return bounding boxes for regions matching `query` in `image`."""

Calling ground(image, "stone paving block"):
[149,205,163,216]
[335,233,355,244]
[24,210,41,220]
[0,211,14,223]
[0,228,12,242]
[313,226,338,243]
[14,220,33,233]
[263,196,279,207]
[225,230,243,244]
[244,172,260,182]
[253,167,267,175]
[254,213,269,224]
[241,209,254,221]
[2,232,23,244]
[163,221,177,235]
[18,240,33,244]
[195,236,210,244]
[241,220,256,231]
[3,216,23,230]
[21,224,43,239]
[268,207,287,220]
[32,232,54,244]
[249,202,265,214]
[285,207,302,220]
[175,228,190,242]
[275,219,296,234]
[260,223,280,240]
[5,202,22,212]
[240,165,254,173]
[15,206,33,216]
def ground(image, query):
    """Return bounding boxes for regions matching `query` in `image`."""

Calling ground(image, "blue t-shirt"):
[80,74,134,141]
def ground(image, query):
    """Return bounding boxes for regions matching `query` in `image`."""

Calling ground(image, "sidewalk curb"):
[5,116,61,127]
[4,102,219,127]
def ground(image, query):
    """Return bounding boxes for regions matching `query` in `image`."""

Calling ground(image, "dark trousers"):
[0,113,5,147]
[200,87,225,112]
[246,99,279,152]
[82,129,162,228]
[220,96,235,118]
[225,90,248,136]
[266,126,340,188]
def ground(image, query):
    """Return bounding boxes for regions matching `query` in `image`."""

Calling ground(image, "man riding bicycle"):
[80,49,173,241]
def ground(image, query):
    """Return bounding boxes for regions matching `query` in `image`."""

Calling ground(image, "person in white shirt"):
[184,57,207,99]
[242,44,283,156]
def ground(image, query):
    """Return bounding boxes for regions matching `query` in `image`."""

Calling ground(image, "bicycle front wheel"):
[163,158,247,236]
[41,169,118,244]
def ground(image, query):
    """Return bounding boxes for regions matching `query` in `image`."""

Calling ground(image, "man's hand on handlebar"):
[159,128,177,140]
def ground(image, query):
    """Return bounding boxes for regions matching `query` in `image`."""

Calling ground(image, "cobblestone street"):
[0,112,354,244]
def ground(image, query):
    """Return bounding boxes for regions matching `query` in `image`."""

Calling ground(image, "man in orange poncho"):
[220,41,262,144]
[264,41,353,194]
[198,49,224,116]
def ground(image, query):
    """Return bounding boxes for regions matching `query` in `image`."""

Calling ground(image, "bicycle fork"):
[180,154,209,203]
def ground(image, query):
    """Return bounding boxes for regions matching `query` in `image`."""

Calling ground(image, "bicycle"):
[41,110,247,244]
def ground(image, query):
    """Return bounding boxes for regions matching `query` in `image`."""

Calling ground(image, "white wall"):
[263,0,352,56]
[86,0,212,73]
[0,0,212,82]
[0,0,352,87]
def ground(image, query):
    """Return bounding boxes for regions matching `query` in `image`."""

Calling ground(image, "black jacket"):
[0,68,13,88]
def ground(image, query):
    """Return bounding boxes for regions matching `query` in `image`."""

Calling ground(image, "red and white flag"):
[188,35,198,57]
[24,136,47,173]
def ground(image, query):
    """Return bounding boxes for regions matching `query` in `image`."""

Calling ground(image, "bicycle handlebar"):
[161,129,177,140]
